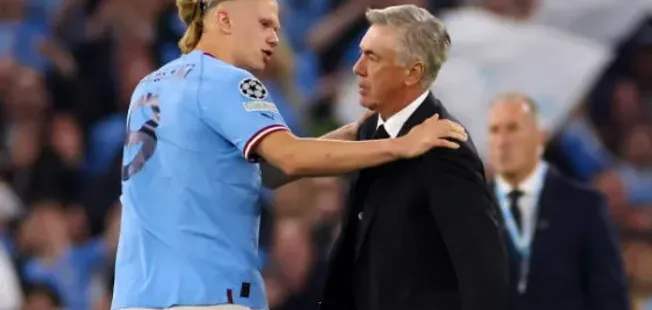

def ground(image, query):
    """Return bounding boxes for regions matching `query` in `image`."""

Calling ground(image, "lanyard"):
[497,192,537,256]
[495,161,546,294]
[496,190,536,294]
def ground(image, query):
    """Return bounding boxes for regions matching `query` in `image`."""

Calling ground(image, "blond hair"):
[176,0,231,54]
[365,5,451,87]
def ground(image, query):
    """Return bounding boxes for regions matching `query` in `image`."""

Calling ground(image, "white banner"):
[532,0,650,47]
[432,9,612,160]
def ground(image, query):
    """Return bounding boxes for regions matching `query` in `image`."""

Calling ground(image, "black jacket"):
[319,94,510,310]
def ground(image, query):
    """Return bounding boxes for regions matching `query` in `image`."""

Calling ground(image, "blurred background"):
[0,0,651,309]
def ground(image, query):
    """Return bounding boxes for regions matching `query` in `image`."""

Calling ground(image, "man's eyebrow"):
[360,48,376,55]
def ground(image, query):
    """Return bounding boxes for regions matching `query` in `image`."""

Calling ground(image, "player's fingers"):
[445,119,465,134]
[438,139,460,149]
[448,127,467,141]
[427,114,440,124]
[447,131,468,142]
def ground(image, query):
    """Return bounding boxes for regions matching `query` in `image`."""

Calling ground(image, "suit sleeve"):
[581,192,630,310]
[198,68,289,162]
[423,147,510,310]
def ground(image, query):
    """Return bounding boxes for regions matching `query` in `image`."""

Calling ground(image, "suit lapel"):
[343,115,379,231]
[354,95,435,261]
[529,168,557,265]
[359,115,378,140]
[396,93,438,138]
[347,114,379,187]
[352,117,382,260]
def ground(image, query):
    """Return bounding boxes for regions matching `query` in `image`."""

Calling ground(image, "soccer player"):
[111,0,468,309]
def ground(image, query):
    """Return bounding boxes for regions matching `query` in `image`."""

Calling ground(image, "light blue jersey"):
[112,50,289,310]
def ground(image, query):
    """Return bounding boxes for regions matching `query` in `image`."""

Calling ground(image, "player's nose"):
[268,33,279,48]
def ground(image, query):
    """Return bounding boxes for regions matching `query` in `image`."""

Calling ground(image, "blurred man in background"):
[487,92,630,310]
[320,5,508,310]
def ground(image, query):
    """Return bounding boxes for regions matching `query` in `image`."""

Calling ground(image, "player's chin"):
[251,61,267,72]
[243,57,266,72]
[253,58,269,71]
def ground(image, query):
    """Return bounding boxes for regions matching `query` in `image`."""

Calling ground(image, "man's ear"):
[537,129,548,156]
[539,129,548,147]
[405,62,425,87]
[214,8,233,34]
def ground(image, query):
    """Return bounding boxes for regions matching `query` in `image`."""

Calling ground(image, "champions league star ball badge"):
[239,78,268,100]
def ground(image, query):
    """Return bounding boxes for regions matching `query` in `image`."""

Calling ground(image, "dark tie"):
[373,124,390,140]
[508,189,524,234]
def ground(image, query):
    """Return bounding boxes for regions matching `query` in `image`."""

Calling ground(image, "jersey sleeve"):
[198,67,289,162]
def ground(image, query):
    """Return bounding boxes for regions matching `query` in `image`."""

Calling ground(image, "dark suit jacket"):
[491,167,630,310]
[319,94,510,310]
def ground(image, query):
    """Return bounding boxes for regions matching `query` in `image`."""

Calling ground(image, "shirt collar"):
[495,161,548,196]
[377,91,429,138]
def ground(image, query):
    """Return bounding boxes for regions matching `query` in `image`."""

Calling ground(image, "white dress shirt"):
[376,91,429,138]
[495,161,548,242]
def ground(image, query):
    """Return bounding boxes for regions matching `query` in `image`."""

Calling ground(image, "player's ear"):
[214,7,233,34]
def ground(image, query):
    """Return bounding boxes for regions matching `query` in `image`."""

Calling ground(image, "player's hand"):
[397,114,467,158]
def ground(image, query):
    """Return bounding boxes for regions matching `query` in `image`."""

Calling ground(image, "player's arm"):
[256,131,400,176]
[261,112,372,189]
[256,111,466,177]
[199,70,465,182]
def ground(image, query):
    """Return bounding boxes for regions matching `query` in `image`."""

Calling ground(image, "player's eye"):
[260,19,272,28]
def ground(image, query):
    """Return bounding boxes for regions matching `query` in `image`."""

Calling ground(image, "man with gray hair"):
[319,5,509,310]
[487,92,629,310]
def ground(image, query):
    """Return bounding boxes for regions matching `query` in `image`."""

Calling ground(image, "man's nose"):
[498,138,512,149]
[353,58,365,76]
[492,134,511,148]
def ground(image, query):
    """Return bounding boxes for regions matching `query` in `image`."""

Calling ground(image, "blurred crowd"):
[0,0,650,309]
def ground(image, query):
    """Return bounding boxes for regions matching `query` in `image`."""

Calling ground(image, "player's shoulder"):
[201,62,270,102]
[139,56,198,86]
[200,55,254,81]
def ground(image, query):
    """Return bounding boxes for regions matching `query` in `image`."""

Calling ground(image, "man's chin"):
[359,98,376,109]
[494,166,519,177]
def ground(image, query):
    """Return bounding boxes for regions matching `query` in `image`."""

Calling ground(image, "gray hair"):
[491,91,541,123]
[365,5,451,88]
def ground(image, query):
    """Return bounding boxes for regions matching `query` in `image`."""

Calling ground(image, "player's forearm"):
[273,137,401,176]
[318,122,358,141]
[262,163,298,189]
[261,123,359,189]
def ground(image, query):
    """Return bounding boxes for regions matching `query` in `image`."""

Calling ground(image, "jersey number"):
[122,93,161,181]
